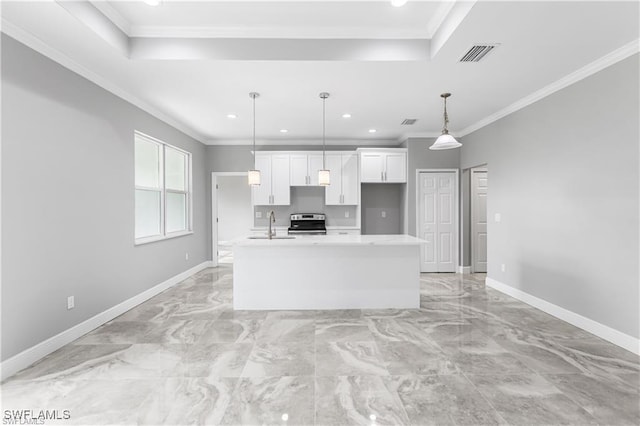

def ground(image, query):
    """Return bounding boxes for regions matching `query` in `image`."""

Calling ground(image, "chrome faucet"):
[268,210,276,239]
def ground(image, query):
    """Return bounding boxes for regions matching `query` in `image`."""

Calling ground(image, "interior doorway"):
[211,173,252,267]
[471,167,488,273]
[416,169,459,273]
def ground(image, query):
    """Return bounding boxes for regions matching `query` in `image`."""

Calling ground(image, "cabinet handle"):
[381,171,384,181]
[384,171,387,181]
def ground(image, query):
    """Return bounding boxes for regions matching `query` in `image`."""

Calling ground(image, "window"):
[135,131,192,244]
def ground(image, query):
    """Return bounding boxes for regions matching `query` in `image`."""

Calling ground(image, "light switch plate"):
[381,211,387,218]
[256,211,262,219]
[345,211,349,218]
[494,213,501,223]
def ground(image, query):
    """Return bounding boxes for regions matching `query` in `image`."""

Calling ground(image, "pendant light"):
[318,92,331,186]
[247,92,261,186]
[429,93,462,150]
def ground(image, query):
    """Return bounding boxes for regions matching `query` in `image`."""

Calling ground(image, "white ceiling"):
[1,1,638,145]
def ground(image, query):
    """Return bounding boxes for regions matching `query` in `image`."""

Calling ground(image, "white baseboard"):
[1,261,214,381]
[458,266,471,274]
[486,277,640,355]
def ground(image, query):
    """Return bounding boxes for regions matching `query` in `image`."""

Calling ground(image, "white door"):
[385,153,407,182]
[270,154,291,205]
[308,154,324,186]
[289,154,308,186]
[252,155,272,205]
[341,154,359,205]
[324,154,343,205]
[360,153,384,182]
[418,171,458,272]
[471,169,488,273]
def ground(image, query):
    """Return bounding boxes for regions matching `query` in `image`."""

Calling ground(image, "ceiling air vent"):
[401,119,418,125]
[460,44,499,62]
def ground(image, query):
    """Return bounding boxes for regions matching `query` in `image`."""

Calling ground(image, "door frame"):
[470,167,488,273]
[211,172,248,268]
[415,169,459,273]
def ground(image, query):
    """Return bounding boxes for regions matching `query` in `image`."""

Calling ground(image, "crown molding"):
[205,138,400,146]
[458,38,640,137]
[130,25,432,40]
[1,19,207,144]
[89,0,131,35]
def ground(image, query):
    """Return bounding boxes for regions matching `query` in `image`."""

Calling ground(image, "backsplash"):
[253,186,358,227]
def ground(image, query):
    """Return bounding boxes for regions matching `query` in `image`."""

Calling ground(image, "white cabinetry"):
[252,154,291,205]
[290,154,324,186]
[325,153,359,205]
[359,149,407,183]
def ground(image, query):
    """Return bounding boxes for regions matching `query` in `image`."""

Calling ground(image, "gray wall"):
[405,138,460,236]
[461,54,639,339]
[1,35,209,361]
[361,184,403,235]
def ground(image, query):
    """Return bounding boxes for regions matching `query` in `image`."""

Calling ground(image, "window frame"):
[134,131,193,245]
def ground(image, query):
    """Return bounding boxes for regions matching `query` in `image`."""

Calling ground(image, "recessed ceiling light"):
[342,113,352,119]
[280,129,288,133]
[226,114,237,119]
[368,129,377,133]
[391,0,408,7]
[143,0,162,6]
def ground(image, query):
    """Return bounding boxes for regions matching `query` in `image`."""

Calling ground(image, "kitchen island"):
[233,234,422,310]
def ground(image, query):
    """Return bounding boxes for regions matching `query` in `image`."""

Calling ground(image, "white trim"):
[206,138,400,146]
[486,277,640,356]
[457,266,471,274]
[0,261,214,381]
[415,168,459,273]
[0,19,207,144]
[89,1,132,36]
[458,38,640,137]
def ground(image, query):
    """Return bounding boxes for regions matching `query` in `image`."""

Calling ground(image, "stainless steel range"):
[288,213,327,235]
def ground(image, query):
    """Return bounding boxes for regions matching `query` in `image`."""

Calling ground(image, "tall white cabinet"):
[325,153,358,205]
[359,148,407,183]
[252,154,291,205]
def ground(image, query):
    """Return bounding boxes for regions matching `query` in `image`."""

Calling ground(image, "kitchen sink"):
[247,235,296,239]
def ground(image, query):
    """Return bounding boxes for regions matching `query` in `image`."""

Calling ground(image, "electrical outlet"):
[345,210,349,218]
[381,211,386,218]
[67,296,75,310]
[256,211,262,219]
[185,252,189,260]
[501,264,506,272]
[494,213,502,223]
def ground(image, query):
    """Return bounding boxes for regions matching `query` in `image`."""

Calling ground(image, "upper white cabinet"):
[252,154,291,205]
[290,154,324,186]
[358,148,407,183]
[325,153,358,205]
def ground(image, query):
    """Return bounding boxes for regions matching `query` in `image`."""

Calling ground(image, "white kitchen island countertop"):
[235,234,423,246]
[233,234,423,310]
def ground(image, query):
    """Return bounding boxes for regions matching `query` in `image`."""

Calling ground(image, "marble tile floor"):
[2,265,639,425]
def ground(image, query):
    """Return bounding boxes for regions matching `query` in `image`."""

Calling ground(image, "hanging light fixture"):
[429,93,462,150]
[318,92,331,186]
[247,92,261,185]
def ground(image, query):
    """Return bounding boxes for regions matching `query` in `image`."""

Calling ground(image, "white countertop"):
[234,234,424,247]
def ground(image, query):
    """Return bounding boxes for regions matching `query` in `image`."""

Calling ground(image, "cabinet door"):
[385,153,407,183]
[270,154,291,205]
[307,154,324,186]
[289,154,308,186]
[341,154,359,205]
[324,154,343,205]
[252,155,272,205]
[360,153,384,182]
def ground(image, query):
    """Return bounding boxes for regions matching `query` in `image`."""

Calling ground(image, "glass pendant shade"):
[429,133,462,150]
[429,92,462,151]
[318,169,331,186]
[248,169,261,186]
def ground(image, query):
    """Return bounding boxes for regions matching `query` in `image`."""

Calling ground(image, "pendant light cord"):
[322,95,326,169]
[253,96,256,168]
